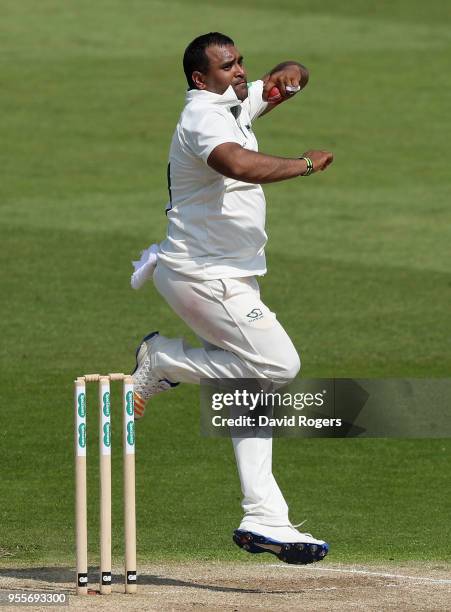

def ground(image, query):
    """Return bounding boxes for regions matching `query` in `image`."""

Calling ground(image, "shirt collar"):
[185,85,241,109]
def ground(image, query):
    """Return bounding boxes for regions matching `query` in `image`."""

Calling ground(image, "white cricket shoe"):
[233,521,329,565]
[132,331,179,419]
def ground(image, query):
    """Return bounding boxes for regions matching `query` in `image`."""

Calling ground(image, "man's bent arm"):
[207,143,333,184]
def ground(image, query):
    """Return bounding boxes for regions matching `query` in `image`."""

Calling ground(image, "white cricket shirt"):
[158,80,269,280]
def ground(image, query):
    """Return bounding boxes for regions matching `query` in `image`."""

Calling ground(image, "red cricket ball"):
[267,86,282,103]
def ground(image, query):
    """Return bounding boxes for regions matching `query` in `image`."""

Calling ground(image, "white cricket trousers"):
[152,260,301,527]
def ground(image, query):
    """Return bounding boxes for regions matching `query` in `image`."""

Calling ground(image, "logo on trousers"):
[246,308,263,322]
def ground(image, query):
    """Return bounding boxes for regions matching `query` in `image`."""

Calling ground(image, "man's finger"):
[321,155,334,170]
[278,81,288,97]
[263,78,276,95]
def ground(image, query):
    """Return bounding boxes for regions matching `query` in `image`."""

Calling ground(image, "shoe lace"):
[291,519,312,537]
[133,355,171,400]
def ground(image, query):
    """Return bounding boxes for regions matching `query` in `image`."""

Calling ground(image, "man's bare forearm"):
[208,143,307,183]
[208,143,333,184]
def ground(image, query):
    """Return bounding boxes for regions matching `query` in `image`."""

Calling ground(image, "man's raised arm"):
[207,143,333,184]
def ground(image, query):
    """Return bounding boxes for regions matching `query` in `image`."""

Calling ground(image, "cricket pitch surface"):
[0,561,450,610]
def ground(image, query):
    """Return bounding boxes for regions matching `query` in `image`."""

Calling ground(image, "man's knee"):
[277,350,301,384]
[255,348,301,385]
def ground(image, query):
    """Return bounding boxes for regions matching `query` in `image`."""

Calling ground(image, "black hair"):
[183,32,235,89]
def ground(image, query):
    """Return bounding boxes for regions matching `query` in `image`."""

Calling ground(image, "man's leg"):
[135,262,328,562]
[196,338,290,527]
[232,436,289,526]
[137,264,327,563]
[146,262,299,528]
[150,261,300,385]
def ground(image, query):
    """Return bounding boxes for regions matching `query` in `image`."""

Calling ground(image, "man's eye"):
[223,66,232,71]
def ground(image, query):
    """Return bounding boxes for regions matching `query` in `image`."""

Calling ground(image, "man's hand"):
[262,62,309,101]
[302,150,334,173]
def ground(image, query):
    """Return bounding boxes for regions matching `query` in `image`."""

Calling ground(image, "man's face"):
[193,44,248,101]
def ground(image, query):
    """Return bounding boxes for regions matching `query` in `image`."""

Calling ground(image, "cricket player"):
[132,32,333,565]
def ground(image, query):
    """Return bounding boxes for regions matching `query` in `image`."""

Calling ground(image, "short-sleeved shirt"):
[158,80,269,280]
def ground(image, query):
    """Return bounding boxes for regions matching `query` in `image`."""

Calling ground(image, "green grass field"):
[0,0,450,568]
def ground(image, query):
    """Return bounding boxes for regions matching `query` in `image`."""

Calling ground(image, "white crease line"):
[267,565,451,585]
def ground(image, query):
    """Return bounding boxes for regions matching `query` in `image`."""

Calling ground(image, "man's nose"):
[234,64,245,78]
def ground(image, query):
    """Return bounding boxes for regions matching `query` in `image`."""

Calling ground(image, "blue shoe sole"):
[233,529,329,565]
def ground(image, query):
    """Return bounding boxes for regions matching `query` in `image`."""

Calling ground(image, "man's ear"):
[192,71,207,90]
